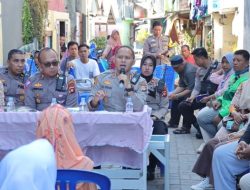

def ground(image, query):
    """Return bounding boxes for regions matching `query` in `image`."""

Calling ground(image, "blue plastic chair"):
[98,58,109,72]
[153,65,175,92]
[131,66,141,73]
[56,169,111,190]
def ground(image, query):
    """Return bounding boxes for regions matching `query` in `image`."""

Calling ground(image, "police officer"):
[25,48,78,111]
[140,54,169,180]
[0,49,26,106]
[88,46,148,112]
[143,21,173,65]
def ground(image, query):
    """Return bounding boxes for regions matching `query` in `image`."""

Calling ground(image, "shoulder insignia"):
[67,80,76,93]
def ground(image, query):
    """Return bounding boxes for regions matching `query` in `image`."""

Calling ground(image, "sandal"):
[173,127,190,134]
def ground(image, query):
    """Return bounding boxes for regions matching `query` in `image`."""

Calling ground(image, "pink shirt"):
[184,55,195,65]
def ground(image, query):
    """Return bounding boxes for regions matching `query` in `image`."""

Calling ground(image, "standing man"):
[60,41,79,74]
[25,48,78,111]
[88,46,148,112]
[167,55,197,129]
[181,45,195,65]
[68,43,100,89]
[59,35,67,59]
[0,49,26,106]
[143,21,173,65]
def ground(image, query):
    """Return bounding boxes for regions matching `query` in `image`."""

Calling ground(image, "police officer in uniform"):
[0,49,26,106]
[88,46,148,112]
[25,48,78,111]
[143,21,173,65]
[140,54,169,180]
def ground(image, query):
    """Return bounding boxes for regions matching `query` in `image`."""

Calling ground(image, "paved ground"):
[147,121,204,190]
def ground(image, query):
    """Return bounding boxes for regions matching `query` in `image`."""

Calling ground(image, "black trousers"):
[178,100,206,130]
[148,120,168,173]
[169,96,189,127]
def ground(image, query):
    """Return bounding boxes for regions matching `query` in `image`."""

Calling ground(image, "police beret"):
[170,55,184,67]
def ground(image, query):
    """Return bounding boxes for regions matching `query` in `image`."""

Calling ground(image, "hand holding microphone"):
[118,68,126,88]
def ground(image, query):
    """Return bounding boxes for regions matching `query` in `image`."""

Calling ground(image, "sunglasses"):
[43,61,59,68]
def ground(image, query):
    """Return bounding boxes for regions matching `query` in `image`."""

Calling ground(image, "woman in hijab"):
[0,139,57,190]
[140,55,169,180]
[200,52,234,102]
[36,104,96,190]
[101,30,122,69]
[191,78,250,190]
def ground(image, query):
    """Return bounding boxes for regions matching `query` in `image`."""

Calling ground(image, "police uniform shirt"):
[143,35,173,65]
[146,78,169,120]
[178,63,197,91]
[24,73,78,111]
[88,70,148,112]
[0,68,26,106]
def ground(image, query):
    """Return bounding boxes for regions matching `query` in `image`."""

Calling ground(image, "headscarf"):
[36,104,96,190]
[36,104,93,170]
[108,30,122,47]
[0,139,56,190]
[222,52,234,75]
[140,55,157,83]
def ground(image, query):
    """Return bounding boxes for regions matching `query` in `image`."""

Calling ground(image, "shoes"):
[147,171,155,181]
[196,143,205,154]
[173,127,190,134]
[190,177,213,190]
[196,132,203,139]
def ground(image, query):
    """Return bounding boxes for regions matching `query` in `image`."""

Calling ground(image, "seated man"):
[25,48,78,111]
[0,139,57,190]
[68,43,100,90]
[0,49,26,106]
[88,46,148,112]
[167,55,197,130]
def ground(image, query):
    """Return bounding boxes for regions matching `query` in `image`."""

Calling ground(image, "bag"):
[200,80,218,95]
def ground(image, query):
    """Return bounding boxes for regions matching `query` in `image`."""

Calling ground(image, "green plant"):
[22,0,34,44]
[183,30,195,49]
[29,0,48,48]
[135,29,149,44]
[90,37,106,50]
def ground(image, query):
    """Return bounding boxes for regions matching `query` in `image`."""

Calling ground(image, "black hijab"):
[140,55,157,83]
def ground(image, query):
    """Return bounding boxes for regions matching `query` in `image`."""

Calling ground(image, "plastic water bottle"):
[79,97,88,112]
[50,98,57,106]
[125,97,133,113]
[6,97,15,112]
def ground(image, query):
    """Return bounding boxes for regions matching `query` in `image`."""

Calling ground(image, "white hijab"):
[0,139,56,190]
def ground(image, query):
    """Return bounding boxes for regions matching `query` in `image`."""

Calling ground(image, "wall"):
[0,0,23,66]
[46,10,70,53]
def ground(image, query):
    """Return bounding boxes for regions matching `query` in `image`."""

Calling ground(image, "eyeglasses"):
[43,61,59,68]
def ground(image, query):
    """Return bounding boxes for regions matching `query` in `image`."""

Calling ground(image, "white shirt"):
[72,58,100,90]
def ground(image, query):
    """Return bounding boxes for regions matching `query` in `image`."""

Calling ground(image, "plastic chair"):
[153,65,175,92]
[98,58,109,72]
[56,169,111,190]
[131,66,141,73]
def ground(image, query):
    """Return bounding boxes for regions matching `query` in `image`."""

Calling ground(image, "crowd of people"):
[0,20,250,190]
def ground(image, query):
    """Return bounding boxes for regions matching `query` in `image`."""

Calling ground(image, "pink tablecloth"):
[0,106,153,168]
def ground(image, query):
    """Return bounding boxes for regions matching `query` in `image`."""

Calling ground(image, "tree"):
[29,0,48,48]
[22,0,34,44]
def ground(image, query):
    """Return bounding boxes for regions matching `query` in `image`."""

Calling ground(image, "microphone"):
[119,68,126,88]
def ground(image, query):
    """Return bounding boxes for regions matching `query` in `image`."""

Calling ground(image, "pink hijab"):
[36,104,96,190]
